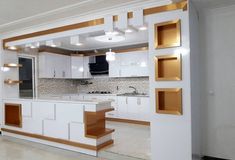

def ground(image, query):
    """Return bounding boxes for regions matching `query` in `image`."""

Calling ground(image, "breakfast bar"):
[1,98,114,156]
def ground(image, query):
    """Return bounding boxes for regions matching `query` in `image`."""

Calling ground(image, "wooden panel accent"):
[38,46,77,55]
[106,117,150,126]
[1,128,113,151]
[155,54,182,81]
[155,88,182,115]
[2,0,187,49]
[4,79,23,85]
[5,103,22,128]
[84,109,114,139]
[155,19,181,49]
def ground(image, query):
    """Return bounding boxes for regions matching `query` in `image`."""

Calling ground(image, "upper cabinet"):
[109,50,149,78]
[39,52,71,79]
[71,56,92,79]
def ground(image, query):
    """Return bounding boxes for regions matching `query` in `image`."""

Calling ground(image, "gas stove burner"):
[88,91,111,94]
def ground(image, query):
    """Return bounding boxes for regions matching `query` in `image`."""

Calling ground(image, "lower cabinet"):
[117,96,150,121]
[43,120,69,139]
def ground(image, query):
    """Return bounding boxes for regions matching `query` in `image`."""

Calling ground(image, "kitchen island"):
[1,98,114,156]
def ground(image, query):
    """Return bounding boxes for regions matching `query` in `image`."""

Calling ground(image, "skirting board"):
[106,118,150,126]
[202,156,229,160]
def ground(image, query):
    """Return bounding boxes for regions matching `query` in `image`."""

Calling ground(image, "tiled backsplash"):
[37,77,149,96]
[77,77,149,94]
[37,79,77,97]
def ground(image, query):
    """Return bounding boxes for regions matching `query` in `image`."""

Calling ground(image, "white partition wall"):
[148,6,196,160]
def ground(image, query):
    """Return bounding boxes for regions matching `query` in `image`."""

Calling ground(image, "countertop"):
[3,97,111,105]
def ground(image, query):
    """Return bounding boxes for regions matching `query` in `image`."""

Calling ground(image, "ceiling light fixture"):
[106,49,116,61]
[139,26,148,31]
[8,46,17,50]
[125,29,133,33]
[94,35,125,43]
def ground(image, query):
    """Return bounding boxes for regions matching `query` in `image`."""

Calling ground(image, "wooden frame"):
[155,19,181,49]
[2,0,187,50]
[84,108,115,139]
[155,88,182,115]
[155,54,182,81]
[5,103,22,128]
[106,117,150,126]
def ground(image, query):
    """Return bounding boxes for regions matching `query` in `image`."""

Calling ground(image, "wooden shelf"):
[5,103,22,128]
[85,108,114,139]
[86,128,115,139]
[155,54,181,81]
[155,19,181,49]
[4,79,22,85]
[155,88,182,115]
[4,63,22,68]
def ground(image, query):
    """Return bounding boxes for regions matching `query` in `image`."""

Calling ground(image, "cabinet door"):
[63,55,71,78]
[83,56,92,78]
[109,54,121,77]
[71,56,84,78]
[117,96,128,118]
[39,53,56,78]
[138,97,150,121]
[32,102,55,120]
[127,97,138,114]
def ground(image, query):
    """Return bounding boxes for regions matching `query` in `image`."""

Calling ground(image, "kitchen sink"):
[117,93,149,97]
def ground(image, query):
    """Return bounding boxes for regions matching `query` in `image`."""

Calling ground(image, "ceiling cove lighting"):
[139,26,148,31]
[106,49,116,61]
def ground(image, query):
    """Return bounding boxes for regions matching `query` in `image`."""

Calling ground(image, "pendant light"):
[106,49,116,61]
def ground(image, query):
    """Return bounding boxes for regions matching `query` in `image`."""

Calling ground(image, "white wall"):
[200,5,235,159]
[149,9,192,160]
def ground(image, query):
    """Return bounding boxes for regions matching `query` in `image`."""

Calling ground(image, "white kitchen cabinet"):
[43,120,69,139]
[71,56,92,79]
[117,96,128,115]
[108,51,149,78]
[39,52,71,79]
[109,54,121,77]
[32,102,55,120]
[117,96,150,121]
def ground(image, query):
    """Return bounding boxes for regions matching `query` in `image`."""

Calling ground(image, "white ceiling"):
[55,30,148,50]
[0,0,170,33]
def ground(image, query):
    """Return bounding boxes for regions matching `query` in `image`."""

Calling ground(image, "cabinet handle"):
[126,97,128,104]
[53,70,56,78]
[62,71,65,77]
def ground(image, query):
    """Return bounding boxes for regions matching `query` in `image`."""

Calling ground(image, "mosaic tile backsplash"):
[38,77,149,96]
[37,79,78,97]
[77,77,149,94]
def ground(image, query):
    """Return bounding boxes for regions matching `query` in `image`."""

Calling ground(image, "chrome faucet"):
[129,86,138,94]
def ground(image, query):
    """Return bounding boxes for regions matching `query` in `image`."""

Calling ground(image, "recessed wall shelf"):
[155,19,181,49]
[155,88,182,115]
[5,103,22,128]
[155,54,181,81]
[4,79,23,85]
[4,63,22,68]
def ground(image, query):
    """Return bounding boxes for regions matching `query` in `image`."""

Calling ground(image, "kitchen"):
[0,0,200,160]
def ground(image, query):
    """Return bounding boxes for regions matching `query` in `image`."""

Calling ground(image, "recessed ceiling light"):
[50,44,57,47]
[125,29,133,33]
[8,46,17,50]
[139,26,148,31]
[94,35,125,42]
[75,43,83,46]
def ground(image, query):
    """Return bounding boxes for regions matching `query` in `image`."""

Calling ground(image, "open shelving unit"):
[84,108,115,139]
[155,19,181,49]
[155,54,182,81]
[155,88,182,115]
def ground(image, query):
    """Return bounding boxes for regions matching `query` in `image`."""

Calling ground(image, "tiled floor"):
[103,121,151,160]
[0,121,150,160]
[0,136,105,160]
